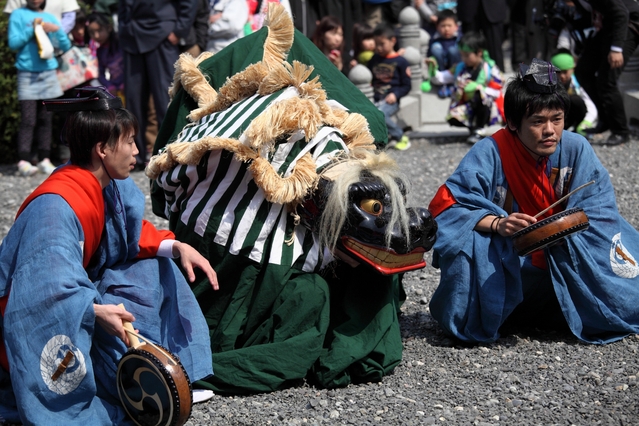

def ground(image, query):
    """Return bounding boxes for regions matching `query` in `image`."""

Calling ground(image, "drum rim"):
[511,207,585,238]
[516,221,590,256]
[117,346,192,426]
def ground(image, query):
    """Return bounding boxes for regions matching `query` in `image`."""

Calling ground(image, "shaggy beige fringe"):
[148,2,379,207]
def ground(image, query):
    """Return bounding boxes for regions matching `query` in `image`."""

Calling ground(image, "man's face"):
[508,108,564,159]
[102,130,139,180]
[374,35,395,57]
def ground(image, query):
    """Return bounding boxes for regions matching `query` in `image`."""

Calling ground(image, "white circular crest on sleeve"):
[40,335,87,395]
[610,233,639,279]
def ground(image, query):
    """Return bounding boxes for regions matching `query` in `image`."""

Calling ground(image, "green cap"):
[550,53,575,71]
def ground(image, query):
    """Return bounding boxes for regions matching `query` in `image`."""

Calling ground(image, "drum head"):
[117,347,191,426]
[512,207,590,256]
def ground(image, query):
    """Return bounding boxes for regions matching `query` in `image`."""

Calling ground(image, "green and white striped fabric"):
[155,86,349,272]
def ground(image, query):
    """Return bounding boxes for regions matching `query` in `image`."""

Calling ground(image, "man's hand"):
[385,92,397,104]
[173,241,219,290]
[167,31,179,45]
[94,304,136,346]
[495,212,537,236]
[608,51,624,69]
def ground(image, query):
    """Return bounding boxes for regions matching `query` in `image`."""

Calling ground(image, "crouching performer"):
[0,88,217,424]
[428,58,639,344]
[148,4,437,393]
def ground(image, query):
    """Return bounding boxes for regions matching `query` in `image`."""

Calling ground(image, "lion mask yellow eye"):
[360,199,383,216]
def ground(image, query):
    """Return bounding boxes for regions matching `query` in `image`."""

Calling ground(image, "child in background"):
[350,22,375,67]
[8,0,71,176]
[70,9,87,47]
[312,15,344,72]
[431,31,504,144]
[86,12,124,100]
[368,23,412,150]
[427,9,461,98]
[550,48,598,136]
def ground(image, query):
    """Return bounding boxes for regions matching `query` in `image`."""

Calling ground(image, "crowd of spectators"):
[5,0,639,170]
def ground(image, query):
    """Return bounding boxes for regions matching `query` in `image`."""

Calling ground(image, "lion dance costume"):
[148,4,436,393]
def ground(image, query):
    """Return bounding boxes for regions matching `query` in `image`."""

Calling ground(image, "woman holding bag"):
[8,0,71,176]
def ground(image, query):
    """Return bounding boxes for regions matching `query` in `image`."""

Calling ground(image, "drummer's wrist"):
[491,215,505,234]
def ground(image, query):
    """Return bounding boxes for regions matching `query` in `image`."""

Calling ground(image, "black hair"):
[86,12,119,53]
[74,8,86,24]
[436,9,457,25]
[65,108,138,166]
[458,31,486,53]
[70,9,87,45]
[352,22,374,58]
[311,15,344,53]
[372,23,396,40]
[504,75,570,131]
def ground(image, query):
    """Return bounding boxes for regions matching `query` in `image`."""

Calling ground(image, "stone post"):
[398,7,421,52]
[348,64,374,103]
[403,46,423,95]
[419,28,431,82]
[394,46,423,131]
[419,28,430,59]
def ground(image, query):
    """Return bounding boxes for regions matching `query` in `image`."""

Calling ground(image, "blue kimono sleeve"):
[0,195,118,425]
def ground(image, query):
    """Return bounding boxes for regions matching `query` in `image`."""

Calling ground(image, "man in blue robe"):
[428,58,639,344]
[0,90,217,424]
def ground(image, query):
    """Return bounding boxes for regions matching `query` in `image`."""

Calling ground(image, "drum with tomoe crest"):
[116,305,192,426]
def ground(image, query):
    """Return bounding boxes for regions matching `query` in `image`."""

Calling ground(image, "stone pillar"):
[398,7,421,52]
[348,64,374,103]
[394,46,423,131]
[419,28,430,59]
[403,46,423,95]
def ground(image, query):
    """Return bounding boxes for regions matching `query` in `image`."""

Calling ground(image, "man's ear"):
[506,119,517,132]
[94,141,108,160]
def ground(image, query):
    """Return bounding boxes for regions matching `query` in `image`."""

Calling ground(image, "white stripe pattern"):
[156,89,348,271]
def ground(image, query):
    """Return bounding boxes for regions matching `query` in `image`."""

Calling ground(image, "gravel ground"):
[1,131,639,425]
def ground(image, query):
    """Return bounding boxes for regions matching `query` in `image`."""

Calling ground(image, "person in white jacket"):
[207,0,249,53]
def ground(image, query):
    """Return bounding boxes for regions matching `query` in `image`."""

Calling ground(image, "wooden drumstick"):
[117,303,141,349]
[117,303,177,365]
[533,180,595,219]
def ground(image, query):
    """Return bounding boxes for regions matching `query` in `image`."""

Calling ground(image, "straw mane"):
[146,3,377,207]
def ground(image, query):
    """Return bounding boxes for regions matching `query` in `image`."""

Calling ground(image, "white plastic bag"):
[34,18,54,59]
